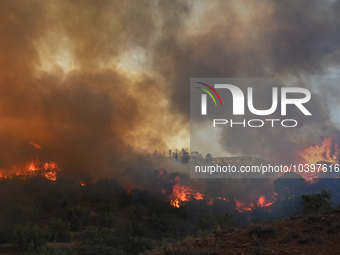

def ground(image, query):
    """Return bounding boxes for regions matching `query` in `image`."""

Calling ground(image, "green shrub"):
[12,223,51,251]
[216,212,236,231]
[8,203,39,225]
[59,205,90,231]
[197,213,214,233]
[301,189,332,213]
[49,217,71,242]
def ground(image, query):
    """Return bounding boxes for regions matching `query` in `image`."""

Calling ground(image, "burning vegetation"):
[0,142,60,181]
[2,0,340,254]
[0,136,338,254]
[300,136,338,165]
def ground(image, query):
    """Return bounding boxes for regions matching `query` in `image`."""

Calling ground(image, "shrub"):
[49,217,71,242]
[125,236,155,254]
[96,200,116,215]
[12,223,51,251]
[216,212,236,231]
[97,212,116,229]
[301,189,332,213]
[145,215,194,239]
[197,213,214,234]
[8,203,39,225]
[59,205,90,231]
[118,191,133,208]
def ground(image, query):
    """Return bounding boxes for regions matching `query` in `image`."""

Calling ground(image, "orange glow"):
[234,193,277,212]
[299,136,338,182]
[172,183,205,202]
[207,198,214,205]
[80,181,86,186]
[29,141,42,149]
[304,177,317,184]
[255,194,277,207]
[169,177,205,208]
[234,199,252,212]
[215,197,228,201]
[170,198,180,208]
[0,156,59,181]
[300,137,337,164]
[206,197,229,205]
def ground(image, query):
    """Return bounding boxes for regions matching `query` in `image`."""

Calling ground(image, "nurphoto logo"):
[196,81,312,128]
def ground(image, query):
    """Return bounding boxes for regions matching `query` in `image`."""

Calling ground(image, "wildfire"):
[168,174,276,212]
[300,137,337,165]
[215,197,229,201]
[255,195,276,207]
[304,177,318,184]
[234,199,252,212]
[207,198,214,205]
[234,193,277,212]
[172,183,204,201]
[298,136,339,182]
[170,198,180,208]
[0,156,59,181]
[169,177,204,207]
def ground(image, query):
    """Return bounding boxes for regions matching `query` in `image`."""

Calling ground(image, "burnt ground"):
[150,210,340,255]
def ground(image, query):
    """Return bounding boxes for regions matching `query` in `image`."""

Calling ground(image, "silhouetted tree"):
[173,149,179,161]
[204,153,213,164]
[190,151,202,162]
[180,148,190,163]
[168,149,172,159]
[301,189,332,213]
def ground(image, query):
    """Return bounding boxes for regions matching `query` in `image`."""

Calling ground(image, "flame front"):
[300,137,337,165]
[234,193,277,212]
[169,177,204,207]
[235,199,252,212]
[170,198,180,208]
[0,156,59,181]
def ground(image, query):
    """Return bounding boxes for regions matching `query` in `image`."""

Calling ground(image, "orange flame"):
[255,194,276,207]
[170,198,180,208]
[300,137,337,164]
[234,193,277,212]
[0,156,59,181]
[299,136,338,182]
[234,199,252,212]
[172,183,205,202]
[216,197,229,201]
[169,177,204,208]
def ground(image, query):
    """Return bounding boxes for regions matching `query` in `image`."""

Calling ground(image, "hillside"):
[151,210,340,255]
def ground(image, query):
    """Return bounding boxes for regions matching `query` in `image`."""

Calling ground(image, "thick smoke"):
[0,0,183,180]
[151,0,340,163]
[1,0,340,202]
